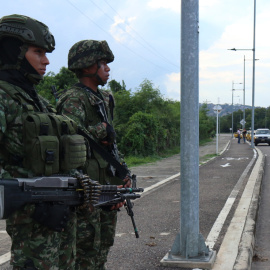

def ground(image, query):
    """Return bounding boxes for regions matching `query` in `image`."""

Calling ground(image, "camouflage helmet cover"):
[0,14,55,52]
[68,40,114,71]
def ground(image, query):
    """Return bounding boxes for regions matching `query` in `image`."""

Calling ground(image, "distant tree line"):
[36,67,216,157]
[220,107,270,133]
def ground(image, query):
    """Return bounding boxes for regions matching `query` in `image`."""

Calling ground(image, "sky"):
[1,0,269,108]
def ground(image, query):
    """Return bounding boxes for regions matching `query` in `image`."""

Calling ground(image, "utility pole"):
[228,0,257,148]
[232,81,242,138]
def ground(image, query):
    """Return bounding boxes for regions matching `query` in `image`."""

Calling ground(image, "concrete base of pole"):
[160,250,216,269]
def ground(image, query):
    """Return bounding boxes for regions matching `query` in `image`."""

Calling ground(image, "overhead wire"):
[102,0,180,69]
[66,0,179,72]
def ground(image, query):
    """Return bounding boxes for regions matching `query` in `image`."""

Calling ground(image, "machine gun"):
[0,175,143,234]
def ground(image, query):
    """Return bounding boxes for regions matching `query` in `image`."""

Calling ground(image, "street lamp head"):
[228,48,253,51]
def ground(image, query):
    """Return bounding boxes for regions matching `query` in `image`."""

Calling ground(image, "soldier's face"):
[97,60,110,84]
[25,45,50,75]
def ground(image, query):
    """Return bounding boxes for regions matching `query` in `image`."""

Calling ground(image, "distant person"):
[237,128,241,144]
[242,128,247,144]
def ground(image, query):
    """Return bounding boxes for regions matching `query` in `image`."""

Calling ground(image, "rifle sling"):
[78,128,128,180]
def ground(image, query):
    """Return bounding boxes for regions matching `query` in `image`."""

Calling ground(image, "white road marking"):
[222,157,249,160]
[115,233,126,237]
[0,252,10,265]
[160,232,170,236]
[140,173,180,197]
[220,163,231,167]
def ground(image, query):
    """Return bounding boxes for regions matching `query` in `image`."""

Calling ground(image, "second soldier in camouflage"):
[57,40,130,269]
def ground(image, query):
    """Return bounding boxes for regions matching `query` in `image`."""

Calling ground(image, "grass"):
[199,153,218,164]
[199,138,213,146]
[124,146,180,167]
[125,138,214,167]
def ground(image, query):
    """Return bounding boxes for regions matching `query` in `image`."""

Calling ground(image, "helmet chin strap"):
[80,60,107,86]
[24,72,43,84]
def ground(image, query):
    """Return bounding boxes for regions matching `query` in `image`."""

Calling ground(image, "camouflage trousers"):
[6,204,77,270]
[75,208,117,270]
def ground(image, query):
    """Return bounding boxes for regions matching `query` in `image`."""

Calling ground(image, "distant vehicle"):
[246,130,251,141]
[246,130,256,142]
[254,128,270,146]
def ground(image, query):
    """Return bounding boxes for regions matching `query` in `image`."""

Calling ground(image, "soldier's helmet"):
[68,40,114,71]
[0,14,55,52]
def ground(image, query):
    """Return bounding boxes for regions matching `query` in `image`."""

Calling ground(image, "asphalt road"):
[105,135,256,270]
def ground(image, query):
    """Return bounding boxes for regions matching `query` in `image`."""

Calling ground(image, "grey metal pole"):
[216,110,219,154]
[161,1,216,268]
[232,82,234,138]
[251,0,256,148]
[243,55,246,129]
[178,0,201,257]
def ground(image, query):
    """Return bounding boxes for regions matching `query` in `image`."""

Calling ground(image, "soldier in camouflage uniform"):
[56,40,130,269]
[0,15,77,270]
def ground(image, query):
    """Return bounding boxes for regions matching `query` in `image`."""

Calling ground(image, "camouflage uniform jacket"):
[56,84,122,184]
[0,80,50,178]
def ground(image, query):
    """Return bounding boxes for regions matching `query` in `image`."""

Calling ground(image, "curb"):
[212,146,265,270]
[233,147,265,270]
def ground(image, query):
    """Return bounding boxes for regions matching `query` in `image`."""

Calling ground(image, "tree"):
[35,69,216,158]
[36,67,77,105]
[119,112,159,156]
[108,79,126,93]
[199,103,215,139]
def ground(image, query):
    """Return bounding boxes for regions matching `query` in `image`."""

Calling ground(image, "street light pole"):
[232,81,242,137]
[243,55,246,129]
[251,0,256,148]
[232,83,234,138]
[228,0,257,148]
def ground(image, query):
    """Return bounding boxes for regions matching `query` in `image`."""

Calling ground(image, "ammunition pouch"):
[23,113,87,176]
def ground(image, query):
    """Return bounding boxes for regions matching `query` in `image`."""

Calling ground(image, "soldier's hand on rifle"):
[110,200,125,210]
[109,177,131,210]
[123,175,131,188]
[101,122,116,145]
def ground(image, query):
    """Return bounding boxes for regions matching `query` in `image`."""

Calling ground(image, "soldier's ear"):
[83,63,97,74]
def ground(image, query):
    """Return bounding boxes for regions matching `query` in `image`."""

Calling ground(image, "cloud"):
[147,0,180,13]
[109,15,137,43]
[197,0,270,107]
[164,72,180,100]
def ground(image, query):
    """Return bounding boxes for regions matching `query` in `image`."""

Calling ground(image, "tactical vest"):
[56,86,126,185]
[57,86,115,170]
[0,82,87,176]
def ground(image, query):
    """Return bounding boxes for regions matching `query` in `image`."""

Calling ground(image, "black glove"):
[105,123,116,143]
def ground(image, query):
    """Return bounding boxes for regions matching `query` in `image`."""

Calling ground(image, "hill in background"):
[200,103,254,117]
